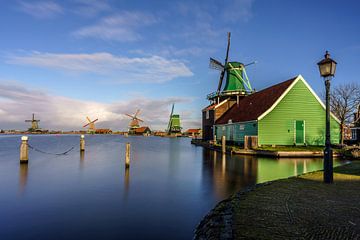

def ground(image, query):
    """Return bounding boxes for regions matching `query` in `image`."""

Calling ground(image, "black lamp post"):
[317,51,337,184]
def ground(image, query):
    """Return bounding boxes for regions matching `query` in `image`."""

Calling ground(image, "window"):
[206,110,209,119]
[352,129,357,140]
[239,124,245,130]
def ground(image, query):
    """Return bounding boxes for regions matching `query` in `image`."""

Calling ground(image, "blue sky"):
[0,0,359,131]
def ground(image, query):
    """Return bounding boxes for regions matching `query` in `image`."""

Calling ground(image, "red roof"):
[202,104,216,111]
[187,129,201,133]
[216,77,297,124]
[135,126,150,133]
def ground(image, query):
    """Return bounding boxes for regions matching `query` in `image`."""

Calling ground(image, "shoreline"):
[191,139,343,158]
[194,161,360,239]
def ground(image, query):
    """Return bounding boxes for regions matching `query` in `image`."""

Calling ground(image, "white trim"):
[215,119,258,127]
[258,75,301,121]
[257,75,341,124]
[214,98,230,109]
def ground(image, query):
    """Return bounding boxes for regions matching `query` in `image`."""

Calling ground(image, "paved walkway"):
[195,161,360,240]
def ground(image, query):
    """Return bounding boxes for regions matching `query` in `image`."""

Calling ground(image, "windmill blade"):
[209,58,224,71]
[136,118,144,122]
[125,113,135,119]
[244,61,257,67]
[217,32,231,93]
[134,109,141,118]
[83,122,90,127]
[92,118,98,123]
[86,116,91,123]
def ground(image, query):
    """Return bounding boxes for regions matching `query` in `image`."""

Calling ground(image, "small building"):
[134,126,151,135]
[95,129,112,134]
[214,75,340,146]
[185,128,202,138]
[202,99,235,141]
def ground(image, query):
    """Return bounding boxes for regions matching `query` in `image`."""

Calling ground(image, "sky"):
[0,0,359,131]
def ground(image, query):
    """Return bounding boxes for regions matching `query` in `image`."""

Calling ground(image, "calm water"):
[0,135,344,239]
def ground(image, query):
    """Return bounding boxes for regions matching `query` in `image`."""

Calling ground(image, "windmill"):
[208,32,256,103]
[83,116,98,134]
[125,109,144,134]
[166,104,182,135]
[25,113,40,131]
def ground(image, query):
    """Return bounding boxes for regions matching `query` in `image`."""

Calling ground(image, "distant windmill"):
[166,104,182,135]
[125,109,144,134]
[25,113,40,131]
[208,32,256,102]
[83,116,98,134]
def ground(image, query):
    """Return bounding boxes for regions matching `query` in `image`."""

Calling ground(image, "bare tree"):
[330,83,360,144]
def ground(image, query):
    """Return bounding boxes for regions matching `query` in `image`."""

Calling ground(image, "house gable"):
[258,77,340,145]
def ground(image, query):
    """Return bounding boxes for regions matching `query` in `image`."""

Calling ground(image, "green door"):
[295,120,305,144]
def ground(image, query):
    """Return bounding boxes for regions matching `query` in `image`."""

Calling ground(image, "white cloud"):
[73,12,157,41]
[6,51,193,83]
[18,1,63,19]
[73,0,111,17]
[0,82,199,131]
[222,0,254,23]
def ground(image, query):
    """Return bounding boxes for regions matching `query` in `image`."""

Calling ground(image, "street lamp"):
[317,51,337,184]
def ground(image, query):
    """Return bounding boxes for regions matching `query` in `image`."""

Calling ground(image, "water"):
[0,135,344,240]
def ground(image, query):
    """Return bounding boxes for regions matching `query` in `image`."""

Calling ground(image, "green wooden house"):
[214,75,340,146]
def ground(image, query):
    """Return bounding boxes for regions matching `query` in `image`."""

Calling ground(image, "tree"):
[330,83,360,144]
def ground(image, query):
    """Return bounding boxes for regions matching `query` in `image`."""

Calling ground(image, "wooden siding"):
[258,79,340,146]
[215,121,258,143]
[202,110,215,140]
[214,100,235,121]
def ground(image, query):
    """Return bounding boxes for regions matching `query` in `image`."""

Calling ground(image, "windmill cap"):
[21,136,28,141]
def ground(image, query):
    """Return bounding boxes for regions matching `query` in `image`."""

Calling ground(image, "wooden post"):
[20,136,29,163]
[125,143,130,168]
[244,136,248,150]
[222,136,226,154]
[80,135,85,152]
[213,134,217,144]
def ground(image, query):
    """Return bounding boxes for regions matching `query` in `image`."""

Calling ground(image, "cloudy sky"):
[0,0,359,131]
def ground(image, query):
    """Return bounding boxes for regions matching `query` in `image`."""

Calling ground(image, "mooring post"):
[80,135,85,152]
[222,136,226,154]
[125,143,130,168]
[20,136,29,163]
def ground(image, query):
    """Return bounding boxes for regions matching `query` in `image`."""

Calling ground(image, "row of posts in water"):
[19,135,131,168]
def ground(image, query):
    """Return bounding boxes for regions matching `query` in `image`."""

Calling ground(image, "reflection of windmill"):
[166,104,182,135]
[83,116,98,134]
[125,109,143,134]
[208,32,256,103]
[25,113,40,131]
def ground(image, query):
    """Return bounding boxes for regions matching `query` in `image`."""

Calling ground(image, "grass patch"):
[256,145,327,152]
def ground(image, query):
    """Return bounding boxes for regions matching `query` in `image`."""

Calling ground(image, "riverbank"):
[191,139,348,158]
[194,161,360,239]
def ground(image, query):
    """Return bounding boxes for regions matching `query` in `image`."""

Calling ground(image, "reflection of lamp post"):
[317,51,337,184]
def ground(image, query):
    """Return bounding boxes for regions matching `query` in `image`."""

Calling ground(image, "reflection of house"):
[185,129,202,137]
[213,75,340,146]
[134,126,151,135]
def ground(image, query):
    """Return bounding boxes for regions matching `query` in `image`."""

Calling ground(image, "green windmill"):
[166,104,182,135]
[208,32,256,101]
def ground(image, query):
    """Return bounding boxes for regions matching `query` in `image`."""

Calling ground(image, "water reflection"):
[202,149,258,200]
[202,149,343,200]
[79,151,85,170]
[124,167,130,199]
[19,163,28,194]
